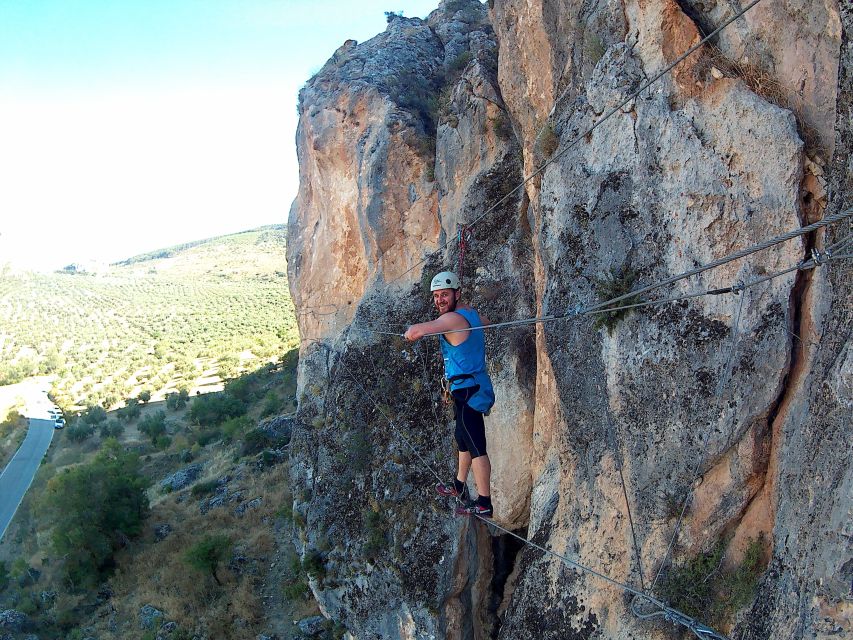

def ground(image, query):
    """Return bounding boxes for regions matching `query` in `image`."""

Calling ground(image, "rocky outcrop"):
[286,0,849,638]
[0,610,26,632]
[159,464,202,492]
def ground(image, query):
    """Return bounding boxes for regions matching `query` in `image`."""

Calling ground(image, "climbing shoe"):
[436,481,470,501]
[455,502,493,518]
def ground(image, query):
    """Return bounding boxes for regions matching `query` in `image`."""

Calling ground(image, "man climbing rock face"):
[404,271,495,518]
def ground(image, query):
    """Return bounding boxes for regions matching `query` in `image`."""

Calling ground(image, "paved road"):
[0,417,55,541]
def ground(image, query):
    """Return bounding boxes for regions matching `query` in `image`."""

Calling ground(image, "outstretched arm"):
[404,312,470,342]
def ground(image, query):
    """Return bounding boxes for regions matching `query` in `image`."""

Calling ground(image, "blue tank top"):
[439,308,495,414]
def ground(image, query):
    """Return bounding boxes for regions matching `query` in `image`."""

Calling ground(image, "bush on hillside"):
[224,377,256,403]
[0,410,24,437]
[165,389,189,410]
[188,393,246,427]
[194,428,222,447]
[138,411,168,444]
[260,391,280,417]
[184,534,231,586]
[117,399,142,422]
[99,419,124,439]
[39,439,150,589]
[221,415,252,443]
[81,405,107,426]
[65,422,95,443]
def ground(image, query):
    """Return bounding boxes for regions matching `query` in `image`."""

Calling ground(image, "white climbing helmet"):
[430,271,461,291]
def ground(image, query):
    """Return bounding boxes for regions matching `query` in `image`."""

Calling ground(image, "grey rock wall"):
[285,0,849,638]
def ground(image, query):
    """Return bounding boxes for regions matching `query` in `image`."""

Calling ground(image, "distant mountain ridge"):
[114,224,286,267]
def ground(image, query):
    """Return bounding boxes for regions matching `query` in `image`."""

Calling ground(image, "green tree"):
[118,398,141,422]
[165,388,189,411]
[138,411,167,444]
[188,393,246,426]
[99,419,124,439]
[138,389,152,403]
[39,440,150,589]
[261,391,280,417]
[81,405,107,426]
[65,422,95,442]
[184,534,231,586]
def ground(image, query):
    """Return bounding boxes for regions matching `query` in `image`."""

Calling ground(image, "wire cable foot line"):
[306,341,731,640]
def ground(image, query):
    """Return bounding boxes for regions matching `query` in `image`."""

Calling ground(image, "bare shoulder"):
[442,311,471,329]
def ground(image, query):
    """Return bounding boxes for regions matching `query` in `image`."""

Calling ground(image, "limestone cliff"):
[286,1,850,638]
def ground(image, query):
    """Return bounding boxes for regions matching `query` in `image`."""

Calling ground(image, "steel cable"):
[382,0,766,290]
[309,338,730,639]
[370,208,853,338]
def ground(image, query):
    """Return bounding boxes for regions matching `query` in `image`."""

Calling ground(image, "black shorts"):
[452,385,487,459]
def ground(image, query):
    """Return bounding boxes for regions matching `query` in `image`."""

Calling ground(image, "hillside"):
[0,225,298,411]
[0,358,325,640]
[0,226,329,639]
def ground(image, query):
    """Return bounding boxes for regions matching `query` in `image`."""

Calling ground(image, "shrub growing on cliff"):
[658,537,766,626]
[302,550,326,581]
[362,509,387,558]
[534,123,559,159]
[386,72,442,133]
[282,555,309,600]
[490,111,513,141]
[592,266,641,334]
[448,51,472,77]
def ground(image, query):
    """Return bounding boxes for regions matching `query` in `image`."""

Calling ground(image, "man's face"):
[433,288,459,315]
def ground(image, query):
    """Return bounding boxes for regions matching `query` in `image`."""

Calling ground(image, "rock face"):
[0,610,26,632]
[138,604,164,630]
[159,464,202,492]
[286,0,849,638]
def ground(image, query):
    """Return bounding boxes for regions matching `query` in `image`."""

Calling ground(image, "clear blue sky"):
[0,0,441,270]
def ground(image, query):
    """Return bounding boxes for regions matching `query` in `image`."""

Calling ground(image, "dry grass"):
[696,44,823,154]
[92,466,295,639]
[534,123,560,162]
